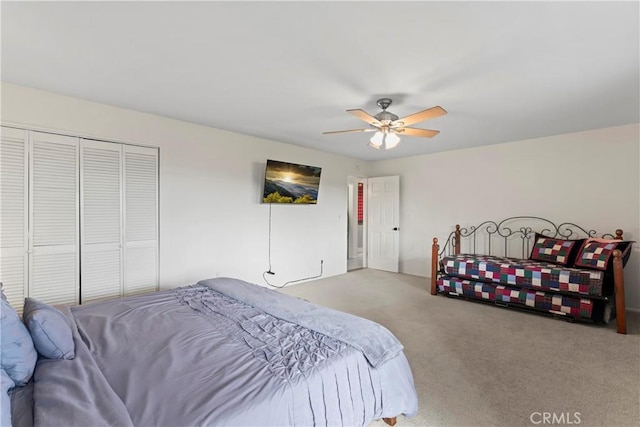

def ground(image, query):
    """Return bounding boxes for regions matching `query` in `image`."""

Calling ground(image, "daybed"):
[429,217,633,334]
[1,277,418,426]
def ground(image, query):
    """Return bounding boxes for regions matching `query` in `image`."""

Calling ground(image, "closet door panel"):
[123,145,158,296]
[124,245,157,296]
[80,140,123,302]
[0,127,28,309]
[31,251,77,305]
[29,132,79,305]
[82,249,121,301]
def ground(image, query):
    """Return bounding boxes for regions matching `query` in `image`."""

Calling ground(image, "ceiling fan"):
[323,98,447,150]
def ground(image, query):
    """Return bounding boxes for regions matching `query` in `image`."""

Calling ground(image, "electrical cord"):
[263,260,324,289]
[265,202,274,275]
[263,202,324,288]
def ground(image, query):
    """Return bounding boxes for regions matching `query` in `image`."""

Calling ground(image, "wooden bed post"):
[431,238,439,295]
[615,229,624,240]
[613,249,627,334]
[454,224,461,255]
[383,417,397,426]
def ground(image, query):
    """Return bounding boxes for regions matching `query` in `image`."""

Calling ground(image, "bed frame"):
[429,216,629,334]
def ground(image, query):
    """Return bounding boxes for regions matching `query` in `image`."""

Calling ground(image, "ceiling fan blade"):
[394,106,447,127]
[322,128,376,135]
[395,127,440,138]
[347,109,381,126]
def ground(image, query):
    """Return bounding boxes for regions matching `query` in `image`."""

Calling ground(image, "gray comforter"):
[20,278,418,426]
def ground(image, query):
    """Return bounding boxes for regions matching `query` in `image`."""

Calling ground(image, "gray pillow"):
[23,298,75,360]
[0,292,37,386]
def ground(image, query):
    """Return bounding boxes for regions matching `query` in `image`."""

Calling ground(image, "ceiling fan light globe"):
[369,131,384,148]
[385,132,400,150]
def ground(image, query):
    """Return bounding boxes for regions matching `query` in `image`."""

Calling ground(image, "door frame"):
[347,176,368,270]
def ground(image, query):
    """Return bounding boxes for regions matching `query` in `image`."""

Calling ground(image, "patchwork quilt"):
[441,254,606,297]
[437,276,603,320]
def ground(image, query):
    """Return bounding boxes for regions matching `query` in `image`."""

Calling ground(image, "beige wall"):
[3,82,638,310]
[369,124,640,310]
[1,82,369,289]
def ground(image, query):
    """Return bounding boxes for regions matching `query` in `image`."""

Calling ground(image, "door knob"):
[393,227,398,231]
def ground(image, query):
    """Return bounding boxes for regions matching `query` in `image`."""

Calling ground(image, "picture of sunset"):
[262,160,322,204]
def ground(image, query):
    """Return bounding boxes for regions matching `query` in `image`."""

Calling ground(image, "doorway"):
[347,176,366,271]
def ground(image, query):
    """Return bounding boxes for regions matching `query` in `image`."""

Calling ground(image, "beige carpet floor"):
[279,269,640,427]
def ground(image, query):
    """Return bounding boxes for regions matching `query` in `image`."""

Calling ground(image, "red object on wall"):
[357,183,363,224]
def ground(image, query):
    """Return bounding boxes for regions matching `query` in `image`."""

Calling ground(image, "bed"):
[429,217,634,334]
[2,277,418,426]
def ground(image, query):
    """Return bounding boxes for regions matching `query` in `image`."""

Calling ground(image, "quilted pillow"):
[574,238,633,271]
[23,298,75,360]
[529,233,584,266]
[0,290,37,386]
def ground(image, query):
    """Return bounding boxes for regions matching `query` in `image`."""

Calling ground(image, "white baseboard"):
[626,307,640,314]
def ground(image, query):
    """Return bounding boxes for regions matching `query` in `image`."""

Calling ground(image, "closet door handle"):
[393,227,398,231]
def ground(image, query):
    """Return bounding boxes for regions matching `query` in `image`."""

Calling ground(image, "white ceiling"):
[2,1,638,161]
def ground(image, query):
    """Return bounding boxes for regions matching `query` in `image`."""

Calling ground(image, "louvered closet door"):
[0,127,28,310]
[80,140,123,303]
[123,145,158,296]
[29,132,79,305]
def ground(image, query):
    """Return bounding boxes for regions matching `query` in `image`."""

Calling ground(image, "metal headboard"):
[437,216,621,259]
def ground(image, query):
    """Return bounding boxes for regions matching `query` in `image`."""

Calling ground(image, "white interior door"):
[29,131,79,305]
[0,127,29,310]
[81,139,123,302]
[367,175,399,273]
